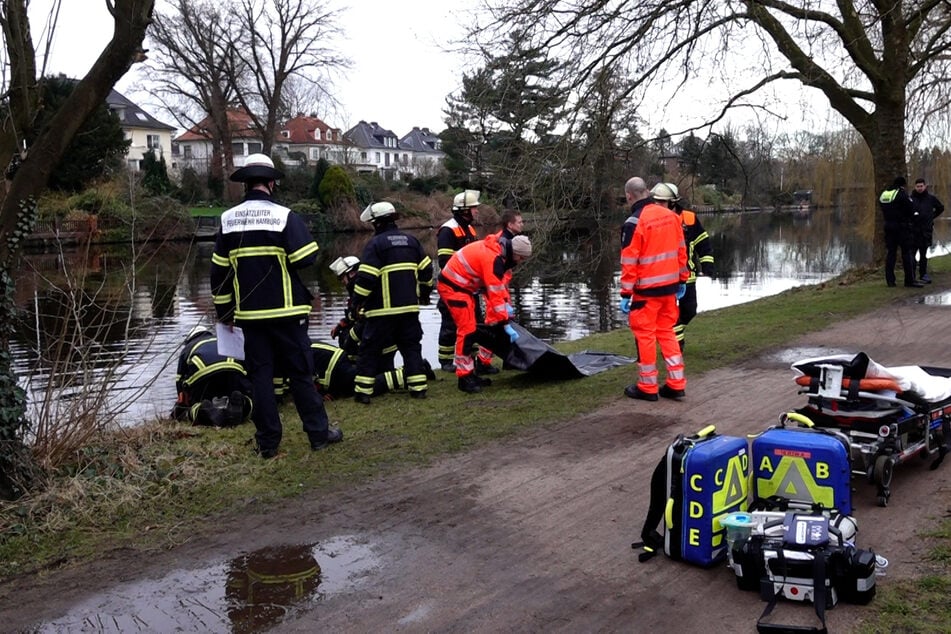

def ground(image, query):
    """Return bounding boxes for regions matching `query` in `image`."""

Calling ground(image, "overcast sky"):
[29,0,476,136]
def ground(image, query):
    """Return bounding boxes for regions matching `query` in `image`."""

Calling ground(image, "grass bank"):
[1,260,949,631]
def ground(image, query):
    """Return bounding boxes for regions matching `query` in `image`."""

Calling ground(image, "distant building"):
[343,120,404,179]
[171,108,265,173]
[106,90,176,172]
[274,114,349,166]
[399,126,446,178]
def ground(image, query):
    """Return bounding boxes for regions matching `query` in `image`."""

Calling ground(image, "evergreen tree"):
[141,149,173,195]
[33,75,131,192]
[308,158,331,201]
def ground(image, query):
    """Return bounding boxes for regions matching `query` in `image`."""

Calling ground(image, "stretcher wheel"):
[873,455,894,488]
[878,493,889,507]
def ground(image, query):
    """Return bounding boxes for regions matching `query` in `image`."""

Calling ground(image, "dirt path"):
[3,297,951,633]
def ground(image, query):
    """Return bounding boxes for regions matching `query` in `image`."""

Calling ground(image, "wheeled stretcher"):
[791,352,950,507]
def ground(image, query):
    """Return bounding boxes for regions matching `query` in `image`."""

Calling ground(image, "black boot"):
[457,373,482,394]
[475,360,500,375]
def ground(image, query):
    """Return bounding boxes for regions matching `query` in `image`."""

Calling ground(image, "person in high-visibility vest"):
[618,178,689,401]
[437,234,532,393]
[210,154,343,457]
[652,183,716,350]
[879,176,922,288]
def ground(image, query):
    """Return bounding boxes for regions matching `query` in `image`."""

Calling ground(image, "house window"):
[311,148,319,160]
[146,134,161,150]
[385,152,390,167]
[183,145,193,158]
[248,142,262,154]
[232,142,245,156]
[361,152,367,161]
[375,152,381,163]
[281,130,290,138]
[402,153,408,163]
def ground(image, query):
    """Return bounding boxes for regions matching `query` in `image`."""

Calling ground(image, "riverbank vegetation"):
[1,259,948,631]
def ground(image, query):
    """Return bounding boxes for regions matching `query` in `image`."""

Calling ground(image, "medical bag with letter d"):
[633,425,749,567]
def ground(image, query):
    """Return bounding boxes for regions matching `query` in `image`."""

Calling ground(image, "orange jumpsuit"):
[620,202,689,394]
[436,235,510,378]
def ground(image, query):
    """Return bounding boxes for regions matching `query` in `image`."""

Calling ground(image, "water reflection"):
[11,208,951,424]
[34,535,379,633]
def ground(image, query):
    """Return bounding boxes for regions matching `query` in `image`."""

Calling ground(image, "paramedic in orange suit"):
[619,178,689,401]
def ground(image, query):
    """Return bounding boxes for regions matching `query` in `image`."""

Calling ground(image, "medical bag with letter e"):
[751,412,852,515]
[633,425,749,567]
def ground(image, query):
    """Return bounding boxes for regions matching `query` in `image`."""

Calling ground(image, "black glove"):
[419,293,432,306]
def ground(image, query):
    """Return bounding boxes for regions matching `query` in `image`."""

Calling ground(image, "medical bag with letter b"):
[633,425,749,567]
[751,413,852,515]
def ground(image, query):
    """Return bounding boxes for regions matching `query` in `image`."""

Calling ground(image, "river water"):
[12,207,951,424]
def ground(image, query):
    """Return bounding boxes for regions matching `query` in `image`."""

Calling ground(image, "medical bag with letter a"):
[751,413,852,515]
[633,425,749,567]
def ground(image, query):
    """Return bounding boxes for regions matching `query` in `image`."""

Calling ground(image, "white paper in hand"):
[216,323,245,360]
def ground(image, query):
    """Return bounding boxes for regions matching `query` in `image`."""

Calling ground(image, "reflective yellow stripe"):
[287,241,318,263]
[236,305,312,320]
[363,305,421,318]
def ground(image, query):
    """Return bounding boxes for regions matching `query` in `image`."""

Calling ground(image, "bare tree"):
[472,1,951,255]
[0,0,155,500]
[145,0,240,192]
[230,0,349,155]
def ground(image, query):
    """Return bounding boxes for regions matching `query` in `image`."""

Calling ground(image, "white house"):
[398,126,446,178]
[106,90,176,172]
[171,108,266,174]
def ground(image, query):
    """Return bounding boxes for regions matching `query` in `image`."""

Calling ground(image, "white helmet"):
[230,153,284,182]
[650,182,678,202]
[452,189,481,210]
[360,201,397,222]
[329,255,360,277]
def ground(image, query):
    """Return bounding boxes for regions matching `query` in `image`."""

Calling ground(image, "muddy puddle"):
[917,290,951,305]
[765,346,853,366]
[33,535,380,633]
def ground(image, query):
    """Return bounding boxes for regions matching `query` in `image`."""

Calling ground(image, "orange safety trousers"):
[628,294,685,394]
[437,283,478,377]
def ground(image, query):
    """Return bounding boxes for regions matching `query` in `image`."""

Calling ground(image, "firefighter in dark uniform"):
[171,326,252,427]
[311,341,434,400]
[329,255,398,367]
[210,153,343,458]
[351,201,434,403]
[652,183,716,350]
[436,190,482,371]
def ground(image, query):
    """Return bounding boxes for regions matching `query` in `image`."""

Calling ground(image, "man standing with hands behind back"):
[210,154,343,458]
[911,177,944,283]
[618,177,689,402]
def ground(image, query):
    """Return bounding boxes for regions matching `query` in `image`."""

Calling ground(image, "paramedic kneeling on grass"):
[619,178,689,401]
[437,234,532,394]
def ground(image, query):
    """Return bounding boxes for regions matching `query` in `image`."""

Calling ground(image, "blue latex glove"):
[503,323,519,343]
[505,303,514,317]
[619,297,631,314]
[675,283,686,300]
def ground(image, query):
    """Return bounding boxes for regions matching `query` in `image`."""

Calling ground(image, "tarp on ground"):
[487,323,635,380]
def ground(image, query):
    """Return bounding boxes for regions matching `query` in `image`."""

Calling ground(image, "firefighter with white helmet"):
[436,189,487,372]
[350,201,434,403]
[210,153,343,457]
[328,255,363,357]
[652,182,717,350]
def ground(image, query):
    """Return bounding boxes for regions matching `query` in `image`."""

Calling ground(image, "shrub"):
[318,166,357,209]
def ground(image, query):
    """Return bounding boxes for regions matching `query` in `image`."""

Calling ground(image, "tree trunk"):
[0,0,155,500]
[865,102,908,264]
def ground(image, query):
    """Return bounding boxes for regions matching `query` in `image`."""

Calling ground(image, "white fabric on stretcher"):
[792,354,951,403]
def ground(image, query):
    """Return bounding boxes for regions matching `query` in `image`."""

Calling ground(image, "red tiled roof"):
[174,109,260,142]
[281,115,343,144]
